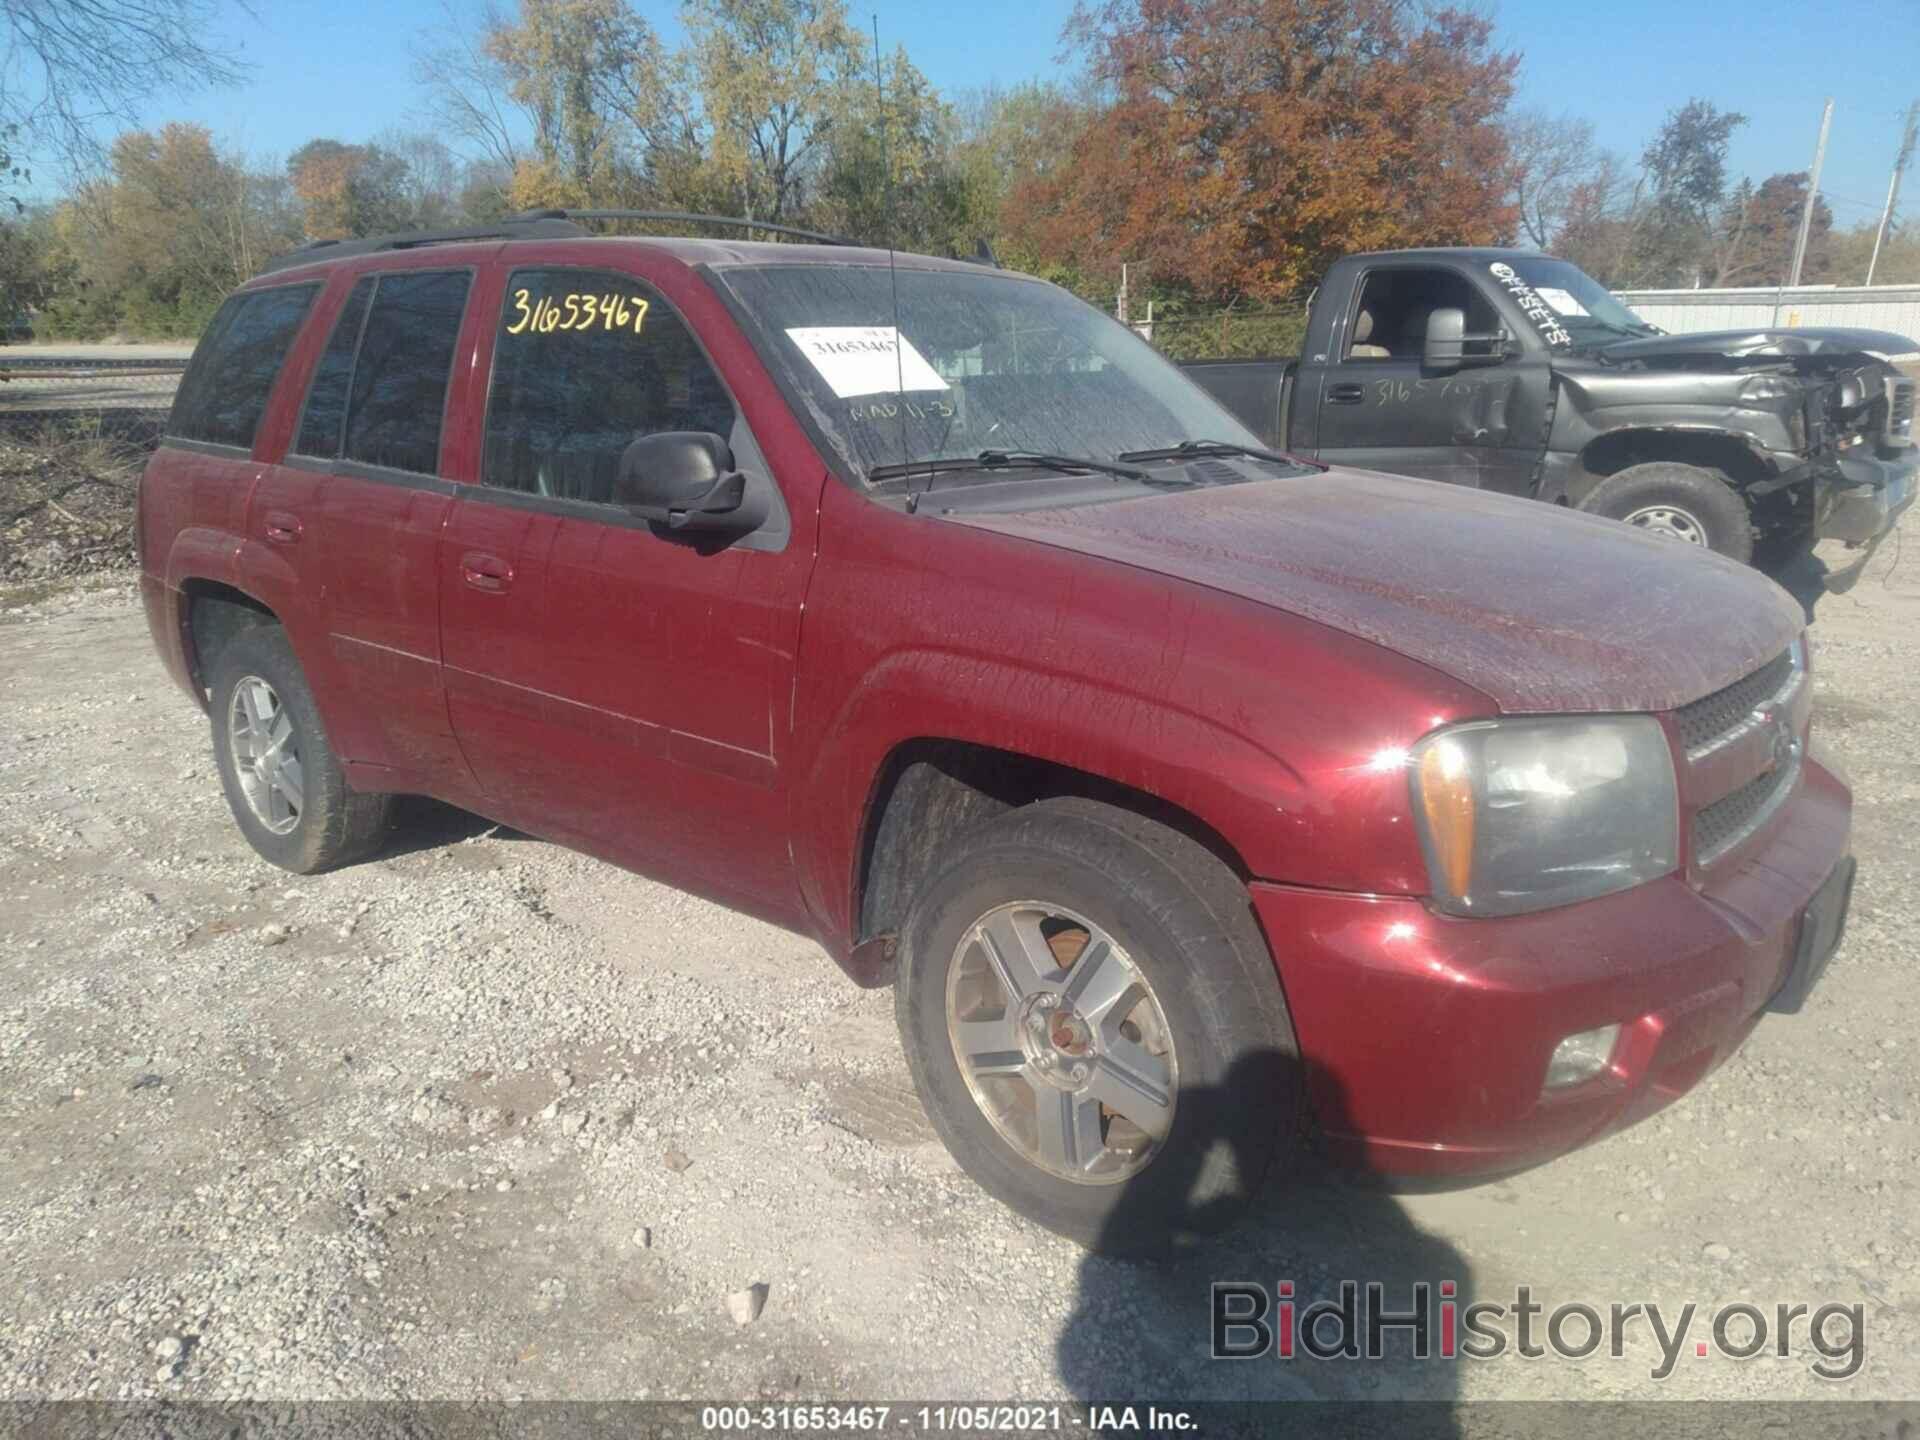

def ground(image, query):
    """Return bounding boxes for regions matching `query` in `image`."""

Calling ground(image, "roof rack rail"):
[255,208,860,276]
[256,216,588,274]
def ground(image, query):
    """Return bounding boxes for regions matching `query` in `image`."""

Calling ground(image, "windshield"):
[716,263,1265,482]
[1488,257,1660,347]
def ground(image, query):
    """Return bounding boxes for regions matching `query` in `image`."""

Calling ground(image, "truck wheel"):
[894,797,1302,1256]
[209,625,393,874]
[1580,462,1754,564]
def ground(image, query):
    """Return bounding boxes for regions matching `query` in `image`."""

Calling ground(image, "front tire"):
[209,625,392,873]
[1580,461,1755,564]
[894,798,1302,1255]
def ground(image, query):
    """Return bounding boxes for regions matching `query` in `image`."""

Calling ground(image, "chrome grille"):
[1887,376,1916,447]
[1674,650,1796,757]
[1693,753,1801,866]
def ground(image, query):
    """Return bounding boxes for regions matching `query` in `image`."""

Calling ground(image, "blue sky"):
[107,0,1919,232]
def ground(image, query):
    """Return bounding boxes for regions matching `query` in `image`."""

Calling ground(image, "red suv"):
[137,214,1855,1253]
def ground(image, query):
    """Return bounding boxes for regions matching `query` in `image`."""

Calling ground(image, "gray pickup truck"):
[1181,248,1916,569]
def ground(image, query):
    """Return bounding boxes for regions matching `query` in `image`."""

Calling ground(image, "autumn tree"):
[1709,171,1831,287]
[39,125,299,337]
[1007,0,1519,305]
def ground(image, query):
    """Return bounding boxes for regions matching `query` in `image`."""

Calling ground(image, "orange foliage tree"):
[1011,0,1521,302]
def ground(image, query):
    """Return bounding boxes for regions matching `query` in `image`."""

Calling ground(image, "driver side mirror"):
[614,431,762,536]
[1423,307,1509,372]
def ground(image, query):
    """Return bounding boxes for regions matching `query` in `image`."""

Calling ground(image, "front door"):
[438,261,813,924]
[1313,264,1512,489]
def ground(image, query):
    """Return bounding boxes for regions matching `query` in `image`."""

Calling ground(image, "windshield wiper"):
[868,449,1152,484]
[1116,438,1307,466]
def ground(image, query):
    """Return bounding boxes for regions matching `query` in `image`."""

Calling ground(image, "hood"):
[947,469,1803,714]
[1596,326,1919,364]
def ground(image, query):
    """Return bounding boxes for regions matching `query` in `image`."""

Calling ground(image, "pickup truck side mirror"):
[1424,307,1509,372]
[615,431,763,536]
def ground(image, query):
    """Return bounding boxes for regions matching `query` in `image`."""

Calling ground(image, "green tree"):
[1622,99,1746,286]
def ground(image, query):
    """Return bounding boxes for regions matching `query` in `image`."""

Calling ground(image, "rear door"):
[278,268,479,800]
[1312,264,1506,487]
[437,259,812,922]
[167,281,323,656]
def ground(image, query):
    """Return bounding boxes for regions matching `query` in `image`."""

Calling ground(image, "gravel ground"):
[0,549,1916,1410]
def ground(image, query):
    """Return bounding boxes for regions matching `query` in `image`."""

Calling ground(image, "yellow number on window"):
[561,294,581,330]
[630,297,649,335]
[506,288,533,335]
[579,294,597,329]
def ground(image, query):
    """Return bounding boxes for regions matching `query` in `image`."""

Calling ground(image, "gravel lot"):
[1,545,1916,1409]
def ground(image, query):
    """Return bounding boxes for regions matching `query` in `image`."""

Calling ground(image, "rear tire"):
[894,797,1302,1256]
[1580,461,1755,564]
[209,625,392,873]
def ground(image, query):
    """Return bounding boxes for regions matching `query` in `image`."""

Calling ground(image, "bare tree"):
[1,0,246,189]
[410,1,526,172]
[1506,108,1601,249]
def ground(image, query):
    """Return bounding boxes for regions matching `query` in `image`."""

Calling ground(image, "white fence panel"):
[1611,286,1920,349]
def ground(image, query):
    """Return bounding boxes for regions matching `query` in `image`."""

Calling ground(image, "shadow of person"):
[1764,543,1831,624]
[1054,1049,1468,1431]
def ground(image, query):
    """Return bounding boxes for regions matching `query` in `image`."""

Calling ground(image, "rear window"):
[293,277,375,458]
[340,271,472,475]
[168,284,320,449]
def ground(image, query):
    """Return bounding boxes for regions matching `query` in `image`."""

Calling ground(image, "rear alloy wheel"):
[209,625,393,873]
[1580,461,1755,564]
[896,798,1302,1255]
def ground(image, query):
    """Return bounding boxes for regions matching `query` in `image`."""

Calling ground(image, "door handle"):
[1328,383,1366,405]
[460,551,513,593]
[262,509,302,544]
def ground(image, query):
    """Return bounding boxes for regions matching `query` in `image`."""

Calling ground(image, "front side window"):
[1346,268,1500,362]
[482,268,737,505]
[341,270,472,475]
[169,283,320,449]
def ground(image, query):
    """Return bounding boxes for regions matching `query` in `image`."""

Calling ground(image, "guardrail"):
[0,355,186,417]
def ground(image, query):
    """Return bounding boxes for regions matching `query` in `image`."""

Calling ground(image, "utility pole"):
[1866,100,1919,286]
[1776,99,1834,324]
[1786,99,1834,292]
[1116,263,1130,325]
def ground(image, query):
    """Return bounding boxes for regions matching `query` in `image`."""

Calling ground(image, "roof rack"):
[256,208,857,275]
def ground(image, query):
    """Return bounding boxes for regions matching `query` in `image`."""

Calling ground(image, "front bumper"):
[1815,450,1916,544]
[1252,756,1852,1177]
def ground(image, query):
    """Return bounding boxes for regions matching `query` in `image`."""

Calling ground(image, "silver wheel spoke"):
[1085,1037,1174,1139]
[976,907,1050,999]
[1061,939,1139,1022]
[955,1017,1025,1078]
[227,676,303,835]
[1031,1086,1105,1174]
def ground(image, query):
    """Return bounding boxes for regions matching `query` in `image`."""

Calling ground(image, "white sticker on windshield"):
[784,326,949,399]
[1533,286,1590,318]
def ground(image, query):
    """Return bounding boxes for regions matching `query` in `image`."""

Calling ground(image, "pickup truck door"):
[436,260,815,927]
[1308,263,1545,493]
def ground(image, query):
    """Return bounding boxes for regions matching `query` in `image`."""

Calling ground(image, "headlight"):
[1409,716,1678,916]
[1738,374,1798,404]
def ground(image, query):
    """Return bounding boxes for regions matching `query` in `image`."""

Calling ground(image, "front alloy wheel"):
[946,902,1176,1184]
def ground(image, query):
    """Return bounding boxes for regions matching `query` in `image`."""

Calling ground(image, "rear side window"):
[293,277,375,458]
[339,271,472,475]
[482,268,736,505]
[169,284,320,448]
